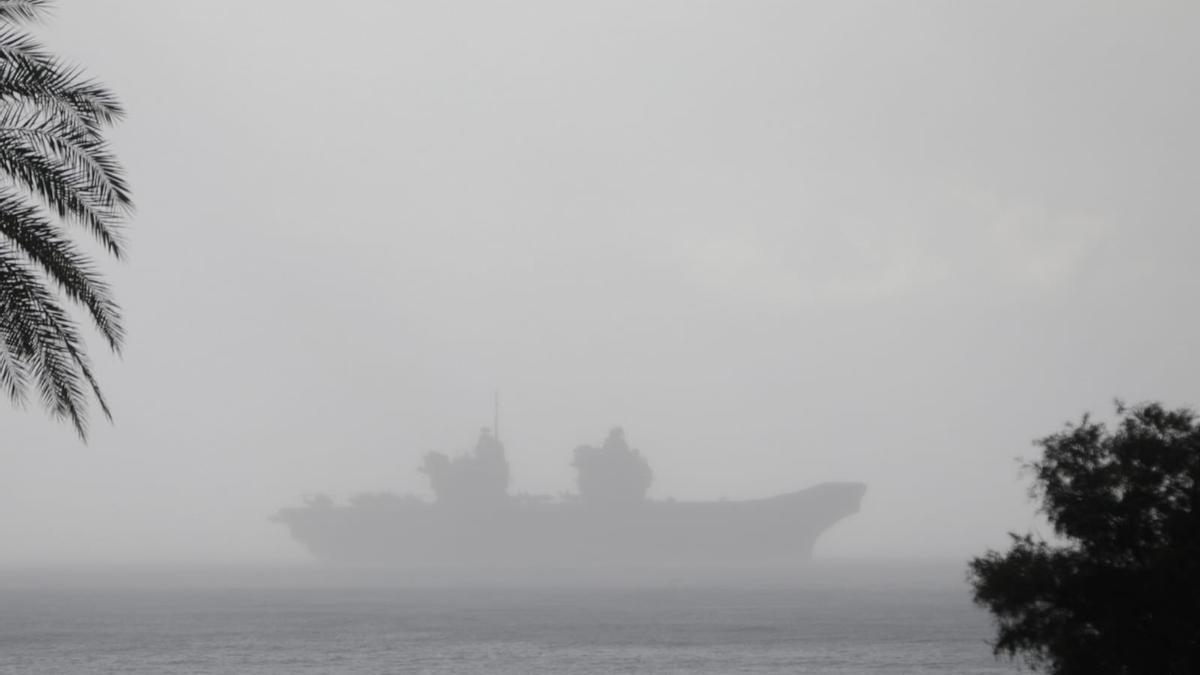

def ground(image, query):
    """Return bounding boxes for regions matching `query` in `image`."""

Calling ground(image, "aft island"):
[274,428,866,569]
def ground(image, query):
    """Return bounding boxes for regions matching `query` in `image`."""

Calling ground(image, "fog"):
[1,1,1197,566]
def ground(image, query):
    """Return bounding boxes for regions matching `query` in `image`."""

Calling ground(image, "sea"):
[0,563,1023,674]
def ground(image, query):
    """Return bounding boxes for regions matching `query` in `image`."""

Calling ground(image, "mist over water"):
[1,562,1017,674]
[4,1,1198,568]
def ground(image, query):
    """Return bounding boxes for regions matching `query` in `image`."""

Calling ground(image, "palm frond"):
[0,0,50,24]
[0,187,122,350]
[0,100,129,256]
[0,28,125,129]
[0,329,28,403]
[0,241,108,439]
[7,100,133,208]
[0,1,128,440]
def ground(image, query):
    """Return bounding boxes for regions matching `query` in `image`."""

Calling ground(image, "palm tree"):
[0,0,132,439]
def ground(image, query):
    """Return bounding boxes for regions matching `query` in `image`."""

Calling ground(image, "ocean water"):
[0,566,1022,674]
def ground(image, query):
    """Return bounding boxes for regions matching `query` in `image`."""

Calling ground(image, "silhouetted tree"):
[969,402,1200,674]
[572,427,652,504]
[0,0,132,438]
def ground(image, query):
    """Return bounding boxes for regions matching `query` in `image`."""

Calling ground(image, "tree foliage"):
[969,402,1200,674]
[0,0,131,438]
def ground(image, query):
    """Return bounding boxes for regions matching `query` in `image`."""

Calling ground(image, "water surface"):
[0,564,1021,674]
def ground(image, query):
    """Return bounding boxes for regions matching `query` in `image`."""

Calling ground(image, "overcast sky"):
[1,1,1197,564]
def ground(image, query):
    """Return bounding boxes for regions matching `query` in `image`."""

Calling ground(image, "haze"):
[1,1,1197,566]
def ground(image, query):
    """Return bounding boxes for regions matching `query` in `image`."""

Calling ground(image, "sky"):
[1,0,1198,564]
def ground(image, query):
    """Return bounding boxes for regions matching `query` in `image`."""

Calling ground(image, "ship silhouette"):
[274,425,866,568]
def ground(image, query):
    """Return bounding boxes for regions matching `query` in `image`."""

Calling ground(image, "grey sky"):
[2,1,1197,563]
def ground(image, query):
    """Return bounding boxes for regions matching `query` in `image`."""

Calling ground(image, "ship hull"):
[275,482,866,569]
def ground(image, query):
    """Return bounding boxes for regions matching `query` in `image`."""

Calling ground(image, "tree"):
[969,402,1200,674]
[0,0,132,439]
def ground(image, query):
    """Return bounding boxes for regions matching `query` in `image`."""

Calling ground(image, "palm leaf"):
[0,187,122,349]
[0,30,125,131]
[0,1,130,439]
[0,1,50,24]
[0,241,108,438]
[0,327,28,403]
[0,100,132,255]
[5,100,133,206]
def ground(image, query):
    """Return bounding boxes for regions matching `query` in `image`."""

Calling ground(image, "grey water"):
[0,564,1020,674]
